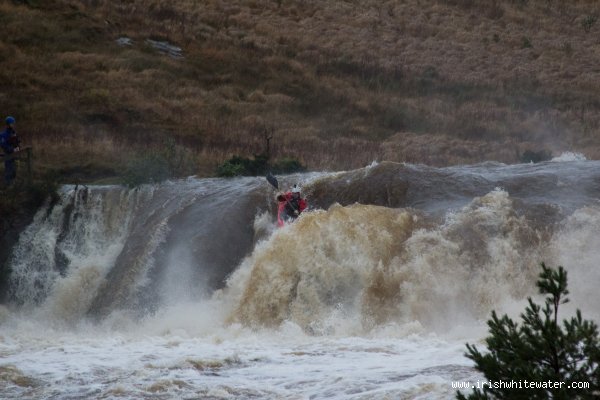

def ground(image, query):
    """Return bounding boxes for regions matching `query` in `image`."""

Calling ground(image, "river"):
[1,153,599,399]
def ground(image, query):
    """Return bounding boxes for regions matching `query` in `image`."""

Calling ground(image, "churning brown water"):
[1,155,599,399]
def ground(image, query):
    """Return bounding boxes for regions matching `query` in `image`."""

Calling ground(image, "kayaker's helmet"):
[5,116,15,125]
[291,185,301,194]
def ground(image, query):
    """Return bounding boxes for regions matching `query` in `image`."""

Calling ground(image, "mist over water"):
[1,157,600,399]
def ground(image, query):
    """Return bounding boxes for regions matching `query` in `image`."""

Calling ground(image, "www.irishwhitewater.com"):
[452,380,590,390]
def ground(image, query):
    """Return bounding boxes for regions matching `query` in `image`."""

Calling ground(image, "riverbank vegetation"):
[458,263,600,399]
[2,0,600,182]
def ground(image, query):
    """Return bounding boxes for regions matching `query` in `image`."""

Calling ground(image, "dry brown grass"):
[1,0,600,180]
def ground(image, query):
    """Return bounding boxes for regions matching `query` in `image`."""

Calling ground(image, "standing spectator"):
[0,116,20,185]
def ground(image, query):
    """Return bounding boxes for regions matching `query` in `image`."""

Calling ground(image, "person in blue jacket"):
[0,116,20,185]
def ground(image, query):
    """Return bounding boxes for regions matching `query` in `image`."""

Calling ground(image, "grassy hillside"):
[2,0,600,181]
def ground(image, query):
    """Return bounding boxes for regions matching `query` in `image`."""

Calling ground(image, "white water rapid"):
[1,159,600,399]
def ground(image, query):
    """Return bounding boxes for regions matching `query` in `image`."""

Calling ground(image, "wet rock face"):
[0,209,37,303]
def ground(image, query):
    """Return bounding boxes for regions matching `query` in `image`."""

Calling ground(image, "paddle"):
[266,173,300,216]
[266,172,279,190]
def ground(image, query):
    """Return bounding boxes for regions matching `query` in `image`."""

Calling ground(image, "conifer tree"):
[457,263,600,400]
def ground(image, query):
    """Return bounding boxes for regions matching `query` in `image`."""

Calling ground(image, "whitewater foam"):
[8,187,138,311]
[3,162,600,399]
[224,189,547,336]
[550,151,587,162]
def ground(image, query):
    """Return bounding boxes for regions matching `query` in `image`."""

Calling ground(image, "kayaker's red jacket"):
[277,192,308,214]
[276,192,307,226]
[280,192,307,212]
